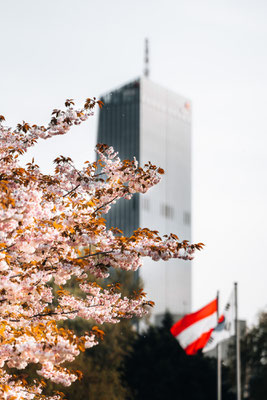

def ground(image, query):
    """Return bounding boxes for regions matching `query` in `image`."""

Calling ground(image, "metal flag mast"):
[217,291,222,400]
[234,282,241,400]
[144,38,150,78]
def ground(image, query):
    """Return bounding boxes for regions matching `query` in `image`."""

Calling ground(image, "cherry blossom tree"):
[0,98,203,399]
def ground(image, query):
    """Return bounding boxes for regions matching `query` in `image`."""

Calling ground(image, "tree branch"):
[92,195,119,215]
[76,250,114,260]
[0,244,14,253]
[63,184,80,198]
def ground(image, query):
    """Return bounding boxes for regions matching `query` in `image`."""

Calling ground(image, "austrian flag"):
[170,299,218,355]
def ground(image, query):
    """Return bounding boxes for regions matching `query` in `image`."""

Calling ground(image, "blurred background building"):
[97,77,192,324]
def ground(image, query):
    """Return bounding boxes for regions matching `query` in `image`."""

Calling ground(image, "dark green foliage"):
[58,318,136,400]
[228,311,267,400]
[123,312,235,400]
[247,312,267,400]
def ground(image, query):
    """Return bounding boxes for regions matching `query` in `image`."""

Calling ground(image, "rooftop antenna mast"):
[144,38,150,78]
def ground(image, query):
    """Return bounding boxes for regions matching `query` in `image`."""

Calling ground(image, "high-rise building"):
[97,77,192,324]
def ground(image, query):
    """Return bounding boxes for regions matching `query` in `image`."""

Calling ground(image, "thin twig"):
[93,172,105,178]
[63,184,80,198]
[0,244,14,253]
[76,250,113,260]
[9,304,110,321]
[9,274,23,279]
[92,195,119,215]
[9,310,79,322]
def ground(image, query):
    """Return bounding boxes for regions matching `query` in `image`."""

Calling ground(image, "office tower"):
[97,77,192,324]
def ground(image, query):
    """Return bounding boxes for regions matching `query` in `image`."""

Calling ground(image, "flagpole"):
[234,282,241,400]
[216,291,221,400]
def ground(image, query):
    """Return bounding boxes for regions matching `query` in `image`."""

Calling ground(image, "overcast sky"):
[1,0,266,324]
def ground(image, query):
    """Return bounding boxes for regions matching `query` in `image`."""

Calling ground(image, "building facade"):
[97,77,192,324]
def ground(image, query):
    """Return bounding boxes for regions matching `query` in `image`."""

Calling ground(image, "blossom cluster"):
[0,99,203,399]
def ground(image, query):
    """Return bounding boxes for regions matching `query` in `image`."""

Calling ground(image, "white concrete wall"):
[139,78,192,324]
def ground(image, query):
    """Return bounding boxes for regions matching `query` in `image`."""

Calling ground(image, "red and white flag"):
[170,299,218,355]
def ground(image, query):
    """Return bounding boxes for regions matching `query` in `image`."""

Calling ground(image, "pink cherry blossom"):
[0,99,203,399]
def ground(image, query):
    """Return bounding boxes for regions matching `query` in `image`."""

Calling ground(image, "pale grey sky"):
[1,0,266,324]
